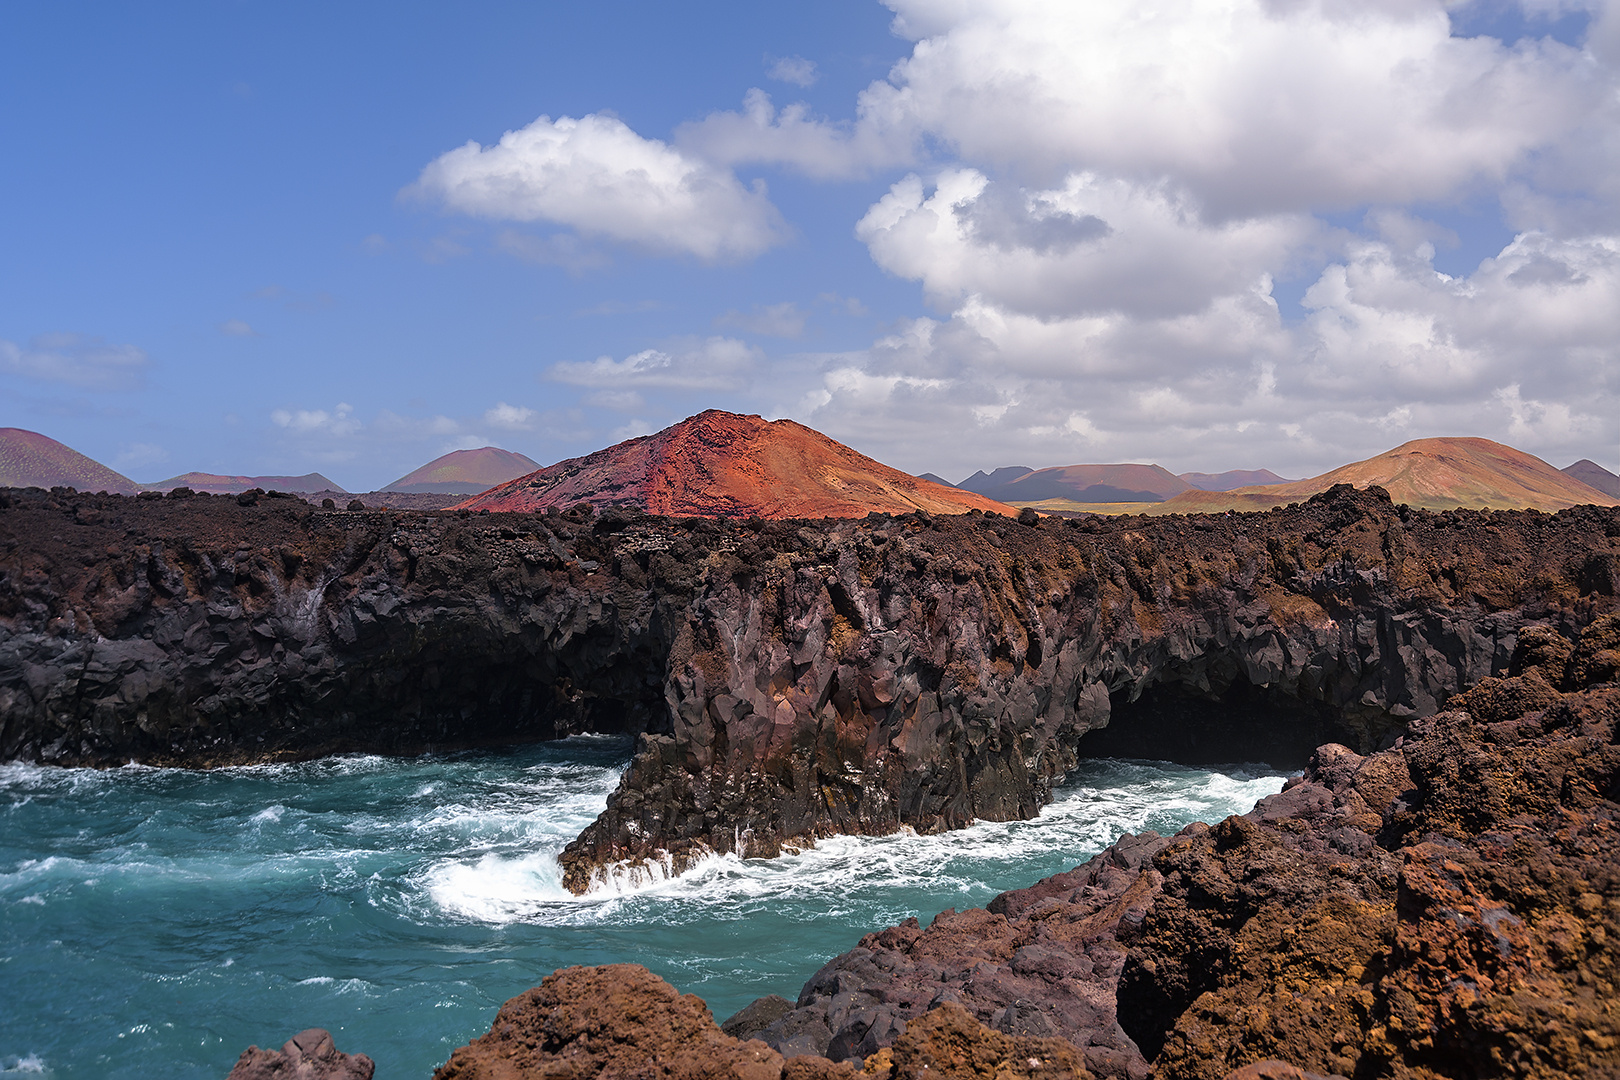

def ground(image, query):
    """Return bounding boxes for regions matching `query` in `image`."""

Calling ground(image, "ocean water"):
[0,737,1286,1078]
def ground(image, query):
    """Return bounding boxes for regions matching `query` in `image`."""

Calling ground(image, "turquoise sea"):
[0,737,1286,1078]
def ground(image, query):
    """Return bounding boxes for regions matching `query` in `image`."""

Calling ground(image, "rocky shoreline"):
[418,612,1619,1079]
[4,482,1620,1077]
[3,483,1618,894]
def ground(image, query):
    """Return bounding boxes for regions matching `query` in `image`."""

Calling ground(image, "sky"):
[2,0,1618,491]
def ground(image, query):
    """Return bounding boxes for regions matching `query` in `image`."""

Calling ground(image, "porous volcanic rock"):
[451,410,1012,519]
[226,1027,374,1080]
[2,484,1618,900]
[431,963,1088,1080]
[744,615,1620,1080]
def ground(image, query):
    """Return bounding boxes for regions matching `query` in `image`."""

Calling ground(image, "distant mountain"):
[384,447,542,495]
[0,428,137,494]
[144,471,343,495]
[956,463,1191,505]
[916,472,954,487]
[955,466,1035,495]
[1563,459,1620,498]
[1179,468,1293,492]
[1151,438,1620,514]
[455,410,1014,518]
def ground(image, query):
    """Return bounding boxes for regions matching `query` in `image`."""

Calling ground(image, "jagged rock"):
[723,995,796,1039]
[225,1028,373,1080]
[2,486,1617,896]
[760,616,1620,1079]
[431,964,1076,1080]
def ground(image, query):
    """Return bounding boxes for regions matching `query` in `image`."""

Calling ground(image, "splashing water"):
[0,736,1285,1078]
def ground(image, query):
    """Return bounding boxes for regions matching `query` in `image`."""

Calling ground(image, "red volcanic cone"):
[453,411,1013,519]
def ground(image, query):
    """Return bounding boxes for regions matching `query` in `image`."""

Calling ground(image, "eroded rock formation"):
[432,963,1089,1080]
[727,614,1620,1079]
[2,484,1617,896]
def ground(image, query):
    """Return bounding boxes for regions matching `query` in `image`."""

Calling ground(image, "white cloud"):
[676,89,912,180]
[715,301,807,337]
[856,169,1315,318]
[412,113,789,261]
[270,402,360,436]
[767,55,819,87]
[483,402,536,429]
[782,227,1620,480]
[547,336,760,389]
[219,319,258,337]
[865,0,1605,216]
[0,334,150,391]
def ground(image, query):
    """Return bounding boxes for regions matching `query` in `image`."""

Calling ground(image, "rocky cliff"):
[2,484,1617,897]
[431,613,1620,1080]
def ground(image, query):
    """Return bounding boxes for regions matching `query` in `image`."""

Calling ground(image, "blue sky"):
[3,1,1617,490]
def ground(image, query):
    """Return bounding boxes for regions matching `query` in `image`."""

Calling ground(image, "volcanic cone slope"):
[454,410,1012,518]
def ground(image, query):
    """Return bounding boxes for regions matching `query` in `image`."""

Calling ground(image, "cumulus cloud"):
[782,227,1620,480]
[767,55,818,87]
[547,336,760,389]
[857,170,1316,318]
[483,402,536,429]
[0,334,151,391]
[270,402,360,436]
[412,113,789,261]
[676,89,912,180]
[870,0,1604,215]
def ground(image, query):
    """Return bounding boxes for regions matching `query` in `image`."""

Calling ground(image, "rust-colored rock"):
[225,1027,374,1080]
[762,615,1620,1080]
[434,964,803,1080]
[431,964,1084,1080]
[451,410,1012,519]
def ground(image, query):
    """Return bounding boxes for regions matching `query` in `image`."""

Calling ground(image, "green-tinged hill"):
[385,447,541,494]
[1149,436,1620,514]
[144,471,343,494]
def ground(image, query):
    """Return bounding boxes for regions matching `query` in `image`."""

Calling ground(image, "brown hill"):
[385,447,542,494]
[1149,437,1620,514]
[454,411,1014,518]
[1179,468,1293,492]
[1564,459,1620,498]
[144,471,343,495]
[0,428,137,494]
[960,463,1191,504]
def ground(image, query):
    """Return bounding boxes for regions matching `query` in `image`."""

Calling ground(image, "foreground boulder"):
[226,1028,373,1080]
[431,963,1088,1080]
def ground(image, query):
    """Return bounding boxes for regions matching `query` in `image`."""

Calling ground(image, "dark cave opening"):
[1075,676,1362,771]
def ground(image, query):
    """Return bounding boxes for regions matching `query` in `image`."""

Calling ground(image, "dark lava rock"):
[753,615,1620,1079]
[723,994,796,1039]
[225,1028,373,1080]
[1,485,1617,899]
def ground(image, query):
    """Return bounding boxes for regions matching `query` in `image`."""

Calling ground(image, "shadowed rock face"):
[2,484,1617,898]
[740,615,1620,1080]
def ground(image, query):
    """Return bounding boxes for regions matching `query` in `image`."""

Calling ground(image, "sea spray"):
[1,739,1284,1079]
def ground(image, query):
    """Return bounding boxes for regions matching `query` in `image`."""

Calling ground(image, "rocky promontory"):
[424,612,1620,1079]
[1,483,1617,896]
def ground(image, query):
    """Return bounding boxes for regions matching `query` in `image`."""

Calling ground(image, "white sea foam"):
[0,1055,47,1074]
[409,758,1287,926]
